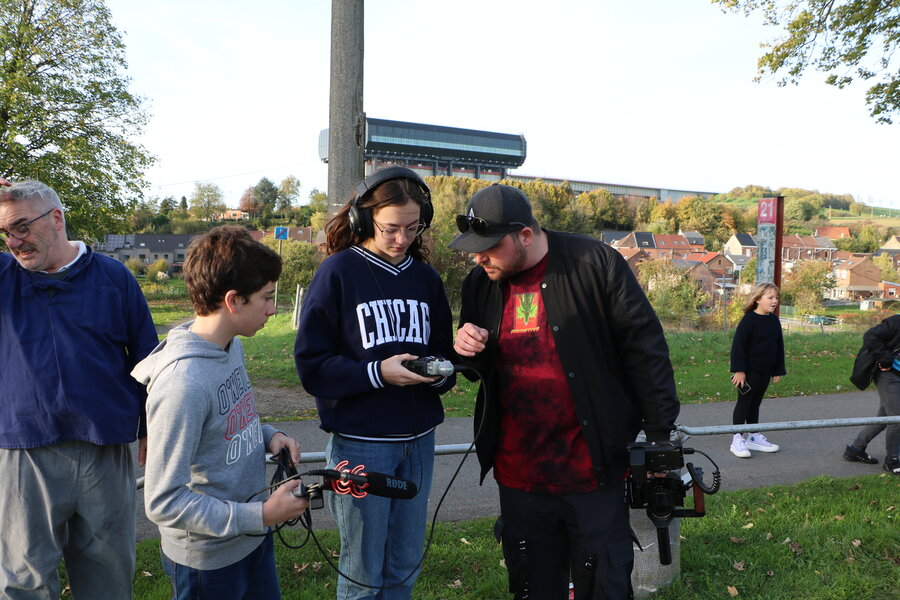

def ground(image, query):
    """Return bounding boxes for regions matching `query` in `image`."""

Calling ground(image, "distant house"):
[652,234,692,259]
[723,233,756,257]
[615,247,650,278]
[94,233,195,271]
[613,231,656,250]
[830,256,881,300]
[678,230,706,253]
[881,235,900,250]
[221,209,250,221]
[674,259,717,300]
[600,230,630,246]
[814,226,851,240]
[873,248,900,271]
[880,281,900,300]
[685,251,733,279]
[781,235,836,263]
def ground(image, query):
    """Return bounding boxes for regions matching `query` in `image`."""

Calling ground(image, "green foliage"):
[277,175,301,212]
[425,175,491,311]
[781,260,836,316]
[125,257,143,278]
[871,253,900,282]
[784,197,815,221]
[189,182,226,221]
[308,188,329,213]
[254,177,278,216]
[145,258,169,283]
[0,0,154,239]
[169,217,215,234]
[637,259,711,325]
[744,256,758,285]
[714,0,900,124]
[260,238,322,300]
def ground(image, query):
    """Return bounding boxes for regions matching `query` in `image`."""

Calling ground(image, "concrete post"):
[327,0,365,213]
[630,511,680,598]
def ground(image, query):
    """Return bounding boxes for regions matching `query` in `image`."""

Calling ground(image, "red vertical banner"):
[755,197,784,304]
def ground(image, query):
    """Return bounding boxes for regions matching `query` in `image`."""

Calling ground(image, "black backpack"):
[850,346,877,391]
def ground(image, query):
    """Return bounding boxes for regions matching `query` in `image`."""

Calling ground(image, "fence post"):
[631,512,680,598]
[292,285,304,330]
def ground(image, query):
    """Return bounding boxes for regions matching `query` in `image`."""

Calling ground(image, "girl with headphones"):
[294,167,455,600]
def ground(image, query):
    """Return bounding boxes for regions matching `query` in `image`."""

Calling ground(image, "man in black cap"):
[451,184,679,600]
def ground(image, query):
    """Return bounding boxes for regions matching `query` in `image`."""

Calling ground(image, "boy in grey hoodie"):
[133,226,308,599]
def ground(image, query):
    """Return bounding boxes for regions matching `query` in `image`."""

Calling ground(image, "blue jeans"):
[160,533,280,600]
[325,431,435,600]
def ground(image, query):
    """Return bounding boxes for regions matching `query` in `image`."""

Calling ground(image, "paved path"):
[135,390,892,542]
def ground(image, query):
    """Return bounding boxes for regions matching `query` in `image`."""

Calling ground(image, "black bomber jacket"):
[456,230,680,485]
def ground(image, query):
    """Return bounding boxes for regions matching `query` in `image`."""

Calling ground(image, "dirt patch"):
[254,380,319,421]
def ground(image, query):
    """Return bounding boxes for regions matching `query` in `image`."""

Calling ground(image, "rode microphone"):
[401,357,456,377]
[306,468,418,500]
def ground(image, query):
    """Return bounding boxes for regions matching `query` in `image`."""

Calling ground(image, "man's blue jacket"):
[0,248,158,448]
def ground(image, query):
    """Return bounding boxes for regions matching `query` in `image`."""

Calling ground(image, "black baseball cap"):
[449,184,534,253]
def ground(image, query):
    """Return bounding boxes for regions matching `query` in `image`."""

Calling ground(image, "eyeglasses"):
[455,215,526,236]
[372,220,427,239]
[0,208,54,241]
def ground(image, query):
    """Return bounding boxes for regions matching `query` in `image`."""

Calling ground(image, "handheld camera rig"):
[626,440,720,565]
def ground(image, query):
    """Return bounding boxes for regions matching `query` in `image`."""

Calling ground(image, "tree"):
[124,257,142,278]
[189,182,225,221]
[714,0,900,123]
[781,259,835,314]
[238,187,258,214]
[636,259,710,324]
[277,175,301,212]
[260,238,321,294]
[872,252,900,282]
[784,197,815,221]
[308,188,329,213]
[253,177,277,216]
[159,196,176,215]
[0,0,153,239]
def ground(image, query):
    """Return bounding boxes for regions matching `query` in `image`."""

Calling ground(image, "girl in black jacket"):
[729,283,786,458]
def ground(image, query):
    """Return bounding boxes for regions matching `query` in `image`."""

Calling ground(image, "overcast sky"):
[104,0,899,209]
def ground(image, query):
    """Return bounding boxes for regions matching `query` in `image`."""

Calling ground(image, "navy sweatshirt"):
[294,246,454,437]
[0,248,158,448]
[730,311,786,377]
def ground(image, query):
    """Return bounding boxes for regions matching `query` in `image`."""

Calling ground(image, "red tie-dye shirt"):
[493,255,599,495]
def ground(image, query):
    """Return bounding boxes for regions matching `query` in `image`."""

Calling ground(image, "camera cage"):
[626,438,721,565]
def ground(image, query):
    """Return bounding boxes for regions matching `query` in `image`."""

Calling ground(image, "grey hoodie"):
[132,322,279,570]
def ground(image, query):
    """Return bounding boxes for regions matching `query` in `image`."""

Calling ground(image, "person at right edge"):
[451,184,680,600]
[842,315,900,475]
[728,283,786,458]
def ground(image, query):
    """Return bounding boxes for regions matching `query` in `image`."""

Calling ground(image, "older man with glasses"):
[0,180,158,599]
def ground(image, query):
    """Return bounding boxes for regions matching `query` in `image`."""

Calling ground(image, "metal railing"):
[135,416,900,489]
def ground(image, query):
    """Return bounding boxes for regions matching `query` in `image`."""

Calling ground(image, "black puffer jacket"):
[456,230,680,485]
[865,315,900,372]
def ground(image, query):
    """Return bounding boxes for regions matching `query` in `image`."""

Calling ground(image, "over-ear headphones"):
[348,166,433,238]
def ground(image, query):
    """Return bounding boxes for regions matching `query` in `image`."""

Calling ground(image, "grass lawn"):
[146,298,193,331]
[231,314,867,416]
[123,473,898,599]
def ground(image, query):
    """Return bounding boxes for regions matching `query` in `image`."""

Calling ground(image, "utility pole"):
[327,0,365,214]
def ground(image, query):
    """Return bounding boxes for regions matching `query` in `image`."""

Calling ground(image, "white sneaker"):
[730,434,751,458]
[746,433,779,452]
